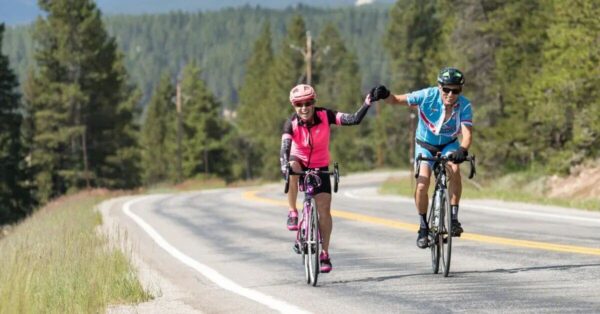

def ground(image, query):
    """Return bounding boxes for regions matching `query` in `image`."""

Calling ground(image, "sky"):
[0,0,383,26]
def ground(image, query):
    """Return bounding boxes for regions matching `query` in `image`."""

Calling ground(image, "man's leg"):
[415,163,432,248]
[448,162,463,236]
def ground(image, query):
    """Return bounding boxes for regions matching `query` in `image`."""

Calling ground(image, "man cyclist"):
[280,84,382,272]
[372,67,473,249]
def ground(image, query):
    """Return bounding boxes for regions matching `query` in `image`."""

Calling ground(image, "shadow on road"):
[327,263,600,285]
[454,263,600,275]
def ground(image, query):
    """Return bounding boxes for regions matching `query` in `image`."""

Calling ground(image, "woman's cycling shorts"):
[290,155,332,195]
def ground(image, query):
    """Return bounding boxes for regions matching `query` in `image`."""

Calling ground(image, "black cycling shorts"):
[290,156,332,195]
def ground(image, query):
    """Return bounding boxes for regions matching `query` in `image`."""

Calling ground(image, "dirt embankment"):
[546,160,600,199]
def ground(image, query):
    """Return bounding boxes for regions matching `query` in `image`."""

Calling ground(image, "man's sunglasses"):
[293,100,315,108]
[441,87,462,95]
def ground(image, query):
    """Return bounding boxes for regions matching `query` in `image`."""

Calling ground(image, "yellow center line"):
[243,190,600,256]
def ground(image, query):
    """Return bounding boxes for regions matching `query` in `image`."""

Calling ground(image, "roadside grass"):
[0,191,151,314]
[380,170,600,211]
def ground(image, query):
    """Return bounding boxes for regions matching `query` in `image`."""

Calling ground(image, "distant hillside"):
[2,5,393,108]
[0,0,395,25]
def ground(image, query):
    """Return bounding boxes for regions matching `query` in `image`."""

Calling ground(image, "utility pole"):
[305,31,312,84]
[290,31,324,85]
[175,77,183,183]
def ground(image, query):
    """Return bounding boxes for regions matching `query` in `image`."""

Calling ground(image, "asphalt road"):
[103,171,600,313]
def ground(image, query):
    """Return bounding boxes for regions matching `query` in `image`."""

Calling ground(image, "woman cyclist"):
[280,84,383,273]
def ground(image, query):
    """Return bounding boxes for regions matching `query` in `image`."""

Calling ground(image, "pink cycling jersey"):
[280,104,371,171]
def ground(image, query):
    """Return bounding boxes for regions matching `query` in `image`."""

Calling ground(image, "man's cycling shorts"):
[414,138,459,169]
[290,155,332,195]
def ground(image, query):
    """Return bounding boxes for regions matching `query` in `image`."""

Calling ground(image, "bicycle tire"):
[428,193,440,274]
[308,198,320,286]
[440,189,452,277]
[300,208,310,284]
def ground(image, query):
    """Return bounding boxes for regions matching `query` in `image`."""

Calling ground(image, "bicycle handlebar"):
[284,162,340,194]
[288,170,335,176]
[415,154,476,180]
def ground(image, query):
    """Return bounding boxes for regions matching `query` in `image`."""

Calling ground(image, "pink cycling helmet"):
[289,84,317,104]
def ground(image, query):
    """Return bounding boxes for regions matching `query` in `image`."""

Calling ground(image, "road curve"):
[102,171,600,313]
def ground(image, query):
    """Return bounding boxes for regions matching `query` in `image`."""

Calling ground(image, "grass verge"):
[380,171,600,211]
[0,190,151,314]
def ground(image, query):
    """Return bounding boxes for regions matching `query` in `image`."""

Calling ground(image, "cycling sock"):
[419,213,427,229]
[451,205,459,220]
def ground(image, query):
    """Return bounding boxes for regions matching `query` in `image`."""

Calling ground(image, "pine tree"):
[237,16,306,179]
[314,23,372,171]
[140,74,177,184]
[258,15,307,179]
[236,22,274,179]
[25,0,141,201]
[527,0,600,172]
[379,0,443,167]
[180,62,230,179]
[0,23,33,223]
[476,2,549,170]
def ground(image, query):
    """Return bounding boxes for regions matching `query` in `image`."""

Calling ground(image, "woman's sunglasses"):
[442,87,462,95]
[293,100,315,108]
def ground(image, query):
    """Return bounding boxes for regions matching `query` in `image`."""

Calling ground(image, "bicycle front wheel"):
[307,199,320,286]
[440,189,452,277]
[428,198,440,274]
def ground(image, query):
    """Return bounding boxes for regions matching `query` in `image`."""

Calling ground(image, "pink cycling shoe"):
[320,252,332,273]
[286,211,299,231]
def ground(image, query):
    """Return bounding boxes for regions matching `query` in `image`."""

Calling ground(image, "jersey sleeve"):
[460,101,473,127]
[325,108,338,125]
[282,118,293,136]
[328,103,371,126]
[406,88,428,107]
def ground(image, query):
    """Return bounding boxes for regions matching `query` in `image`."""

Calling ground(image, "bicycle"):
[415,153,476,277]
[284,162,339,286]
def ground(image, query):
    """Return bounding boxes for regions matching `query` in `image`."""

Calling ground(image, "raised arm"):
[370,85,410,106]
[384,93,410,106]
[333,100,372,126]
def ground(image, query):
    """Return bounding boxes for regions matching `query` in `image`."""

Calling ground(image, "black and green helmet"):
[437,67,465,85]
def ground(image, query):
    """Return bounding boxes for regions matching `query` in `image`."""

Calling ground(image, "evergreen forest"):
[0,0,599,224]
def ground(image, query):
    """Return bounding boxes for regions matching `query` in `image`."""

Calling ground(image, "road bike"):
[284,162,339,286]
[415,153,475,277]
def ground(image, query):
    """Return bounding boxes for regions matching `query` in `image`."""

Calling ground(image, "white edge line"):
[123,196,309,314]
[344,189,600,224]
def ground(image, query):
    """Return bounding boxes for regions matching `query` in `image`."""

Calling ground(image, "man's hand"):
[450,147,468,164]
[369,85,391,102]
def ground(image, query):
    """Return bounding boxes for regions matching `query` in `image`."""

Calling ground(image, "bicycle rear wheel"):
[307,199,320,286]
[428,198,440,274]
[440,189,452,277]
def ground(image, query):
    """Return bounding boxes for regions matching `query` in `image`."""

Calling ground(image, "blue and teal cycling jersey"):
[407,87,473,145]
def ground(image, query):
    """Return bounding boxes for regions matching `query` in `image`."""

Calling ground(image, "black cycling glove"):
[450,147,468,164]
[369,85,391,102]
